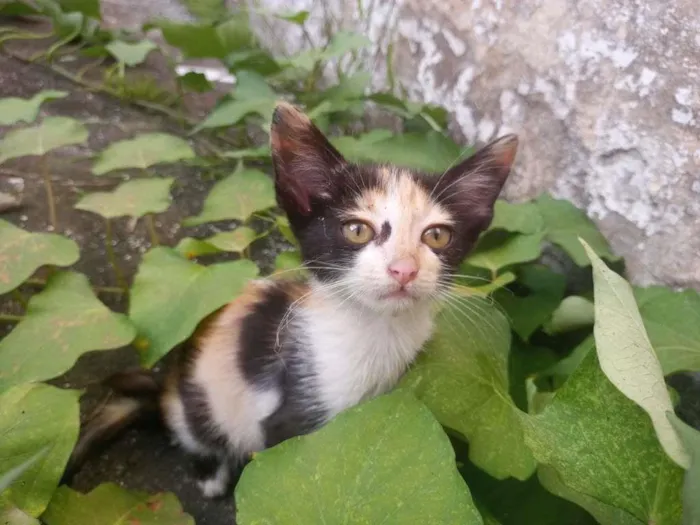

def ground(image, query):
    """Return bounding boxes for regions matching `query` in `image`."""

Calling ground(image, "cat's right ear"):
[270,102,346,216]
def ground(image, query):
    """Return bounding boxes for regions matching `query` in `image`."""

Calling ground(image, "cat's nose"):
[387,259,419,286]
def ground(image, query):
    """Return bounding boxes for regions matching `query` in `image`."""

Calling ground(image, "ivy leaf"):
[236,390,483,525]
[668,413,700,524]
[402,296,535,480]
[634,286,700,375]
[192,71,276,132]
[0,272,136,392]
[582,240,689,468]
[275,215,298,246]
[180,0,227,23]
[466,231,545,274]
[0,384,79,517]
[0,91,68,125]
[273,250,304,277]
[489,200,544,234]
[536,194,617,266]
[154,14,254,59]
[0,117,88,164]
[524,351,684,524]
[0,219,80,295]
[174,228,258,258]
[543,295,595,335]
[285,31,370,71]
[174,237,221,259]
[56,0,99,18]
[221,145,271,160]
[494,264,566,340]
[184,168,275,226]
[42,483,194,525]
[105,39,157,66]
[91,133,195,175]
[129,247,259,367]
[74,178,174,219]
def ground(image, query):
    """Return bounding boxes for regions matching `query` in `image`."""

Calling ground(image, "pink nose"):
[387,259,419,286]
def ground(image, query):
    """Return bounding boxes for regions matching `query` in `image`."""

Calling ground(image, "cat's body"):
[68,103,518,498]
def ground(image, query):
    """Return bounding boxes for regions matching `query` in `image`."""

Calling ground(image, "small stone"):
[0,192,21,213]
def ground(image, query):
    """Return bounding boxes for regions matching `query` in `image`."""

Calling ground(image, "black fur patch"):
[375,221,392,245]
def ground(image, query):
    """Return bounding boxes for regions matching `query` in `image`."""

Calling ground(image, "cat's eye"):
[342,221,375,245]
[422,226,452,250]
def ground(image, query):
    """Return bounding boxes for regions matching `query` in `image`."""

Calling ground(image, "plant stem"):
[145,215,160,246]
[41,155,57,230]
[105,218,127,291]
[0,313,23,322]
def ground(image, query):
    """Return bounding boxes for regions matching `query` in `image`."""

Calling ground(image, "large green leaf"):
[0,502,40,525]
[57,0,99,18]
[128,247,259,367]
[535,194,617,266]
[583,241,689,468]
[466,231,545,274]
[0,219,80,295]
[0,448,48,494]
[0,384,79,517]
[236,390,483,525]
[42,483,194,525]
[192,71,276,132]
[0,272,136,392]
[0,91,68,126]
[668,414,700,524]
[174,227,258,258]
[402,296,535,480]
[74,178,174,219]
[543,295,595,335]
[524,351,684,524]
[634,286,700,375]
[105,39,157,66]
[180,0,228,22]
[91,133,195,175]
[0,117,88,164]
[154,14,254,59]
[489,200,544,234]
[184,168,275,226]
[493,264,566,340]
[284,31,370,71]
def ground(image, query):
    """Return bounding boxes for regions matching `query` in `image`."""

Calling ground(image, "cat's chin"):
[359,289,430,314]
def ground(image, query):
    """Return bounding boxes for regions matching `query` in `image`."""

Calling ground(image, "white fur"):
[197,462,231,499]
[162,393,208,455]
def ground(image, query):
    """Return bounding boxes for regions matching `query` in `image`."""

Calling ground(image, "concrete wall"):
[103,0,700,289]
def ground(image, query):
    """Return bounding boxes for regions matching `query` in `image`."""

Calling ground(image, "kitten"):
[67,102,518,498]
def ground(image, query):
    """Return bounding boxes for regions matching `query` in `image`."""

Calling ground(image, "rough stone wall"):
[249,0,700,290]
[99,0,700,289]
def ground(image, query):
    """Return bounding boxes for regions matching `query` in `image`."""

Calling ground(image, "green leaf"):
[174,237,221,259]
[0,272,136,392]
[0,117,88,164]
[180,0,227,23]
[0,384,79,517]
[56,0,99,18]
[0,219,80,295]
[668,413,700,525]
[273,250,304,277]
[192,71,276,132]
[221,145,271,160]
[174,228,258,258]
[129,247,259,367]
[275,215,298,246]
[0,502,40,525]
[493,264,566,340]
[42,483,194,525]
[582,240,690,468]
[402,296,535,480]
[535,336,594,390]
[524,351,684,524]
[91,133,195,175]
[285,31,370,71]
[75,178,174,219]
[0,91,68,126]
[236,390,483,525]
[0,448,48,493]
[543,295,595,335]
[508,340,560,412]
[178,71,213,93]
[105,39,157,66]
[334,131,467,172]
[154,15,254,59]
[276,9,309,24]
[537,466,641,525]
[466,231,545,274]
[489,200,544,234]
[184,168,275,226]
[634,286,700,375]
[536,194,617,266]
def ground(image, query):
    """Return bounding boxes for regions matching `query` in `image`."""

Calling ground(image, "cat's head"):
[270,102,517,313]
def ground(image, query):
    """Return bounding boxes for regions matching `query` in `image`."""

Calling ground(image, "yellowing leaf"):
[74,178,174,219]
[129,247,259,367]
[582,239,690,468]
[0,117,88,164]
[91,133,195,175]
[0,272,136,392]
[0,219,79,295]
[184,168,275,226]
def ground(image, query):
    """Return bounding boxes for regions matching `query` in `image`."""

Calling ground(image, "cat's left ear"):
[436,134,518,229]
[270,102,346,216]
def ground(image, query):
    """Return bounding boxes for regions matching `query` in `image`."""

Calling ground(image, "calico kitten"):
[68,102,518,498]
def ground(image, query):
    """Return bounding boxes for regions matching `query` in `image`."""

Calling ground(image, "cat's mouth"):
[381,287,415,301]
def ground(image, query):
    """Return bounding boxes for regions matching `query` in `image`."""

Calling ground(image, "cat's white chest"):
[300,302,434,416]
